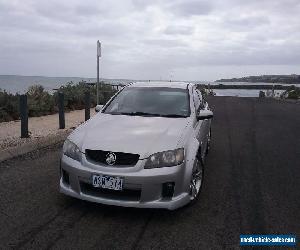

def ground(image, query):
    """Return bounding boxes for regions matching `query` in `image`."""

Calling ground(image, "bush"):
[199,87,216,98]
[54,81,89,110]
[27,85,56,116]
[287,90,300,99]
[259,91,265,98]
[280,85,300,99]
[0,81,117,123]
[54,81,117,110]
[0,89,19,122]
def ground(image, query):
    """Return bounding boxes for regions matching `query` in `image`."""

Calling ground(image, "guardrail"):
[19,95,29,138]
[17,88,117,138]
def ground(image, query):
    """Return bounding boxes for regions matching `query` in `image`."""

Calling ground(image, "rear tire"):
[205,127,212,155]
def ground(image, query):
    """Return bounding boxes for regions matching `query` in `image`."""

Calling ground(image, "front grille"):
[80,182,141,201]
[85,149,139,166]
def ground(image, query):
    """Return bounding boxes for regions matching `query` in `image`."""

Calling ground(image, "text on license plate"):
[92,175,123,191]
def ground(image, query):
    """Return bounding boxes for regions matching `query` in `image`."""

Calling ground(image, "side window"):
[193,88,200,111]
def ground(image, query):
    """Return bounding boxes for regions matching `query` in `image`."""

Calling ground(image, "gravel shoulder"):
[0,108,95,151]
[0,108,96,161]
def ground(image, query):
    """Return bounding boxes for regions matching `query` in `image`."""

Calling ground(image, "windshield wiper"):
[109,112,187,118]
[160,114,187,118]
[119,112,161,117]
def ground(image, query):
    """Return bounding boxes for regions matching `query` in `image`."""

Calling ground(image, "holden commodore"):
[60,81,213,210]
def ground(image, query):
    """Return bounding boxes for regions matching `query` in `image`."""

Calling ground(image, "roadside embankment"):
[0,108,96,162]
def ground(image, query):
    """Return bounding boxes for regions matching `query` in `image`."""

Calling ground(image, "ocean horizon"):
[0,75,136,94]
[0,74,298,97]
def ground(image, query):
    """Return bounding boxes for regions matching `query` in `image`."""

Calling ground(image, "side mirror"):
[197,110,213,120]
[95,105,103,112]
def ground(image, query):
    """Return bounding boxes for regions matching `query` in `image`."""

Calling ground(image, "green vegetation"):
[259,91,266,98]
[27,85,56,117]
[280,85,300,99]
[1,81,298,123]
[0,90,20,122]
[200,88,216,97]
[0,81,117,123]
[197,86,216,98]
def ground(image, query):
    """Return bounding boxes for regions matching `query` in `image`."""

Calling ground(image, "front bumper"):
[59,154,191,210]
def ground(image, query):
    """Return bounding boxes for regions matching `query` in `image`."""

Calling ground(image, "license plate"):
[92,175,123,191]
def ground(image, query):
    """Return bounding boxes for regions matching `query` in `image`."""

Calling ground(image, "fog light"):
[62,169,70,185]
[162,182,175,199]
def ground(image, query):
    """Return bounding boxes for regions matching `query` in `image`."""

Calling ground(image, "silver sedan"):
[60,81,213,210]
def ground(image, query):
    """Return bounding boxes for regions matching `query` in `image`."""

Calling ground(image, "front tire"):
[189,157,204,202]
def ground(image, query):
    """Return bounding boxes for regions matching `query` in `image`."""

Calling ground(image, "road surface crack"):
[131,212,153,250]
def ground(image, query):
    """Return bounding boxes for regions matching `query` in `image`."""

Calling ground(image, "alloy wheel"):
[189,158,203,200]
[206,128,211,155]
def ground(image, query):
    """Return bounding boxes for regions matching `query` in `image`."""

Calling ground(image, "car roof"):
[128,81,191,89]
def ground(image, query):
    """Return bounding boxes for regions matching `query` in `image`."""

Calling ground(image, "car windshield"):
[103,87,190,117]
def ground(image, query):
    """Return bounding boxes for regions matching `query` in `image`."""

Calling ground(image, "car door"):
[193,88,207,158]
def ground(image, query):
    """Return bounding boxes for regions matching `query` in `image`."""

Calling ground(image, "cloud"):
[168,0,214,16]
[164,25,194,35]
[131,0,155,10]
[223,16,270,31]
[142,38,186,47]
[0,0,299,81]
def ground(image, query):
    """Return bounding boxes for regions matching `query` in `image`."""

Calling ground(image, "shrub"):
[27,85,56,116]
[199,88,216,97]
[0,81,117,123]
[0,89,19,122]
[54,81,117,110]
[259,91,265,98]
[287,90,300,99]
[54,81,88,110]
[280,85,300,99]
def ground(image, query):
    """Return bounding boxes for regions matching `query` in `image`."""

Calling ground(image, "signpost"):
[97,40,101,104]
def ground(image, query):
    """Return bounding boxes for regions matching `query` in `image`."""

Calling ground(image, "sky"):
[0,0,300,81]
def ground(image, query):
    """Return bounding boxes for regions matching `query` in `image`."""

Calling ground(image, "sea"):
[0,75,133,94]
[0,75,299,97]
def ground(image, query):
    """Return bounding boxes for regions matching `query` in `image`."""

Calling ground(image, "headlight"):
[63,139,82,162]
[144,148,184,169]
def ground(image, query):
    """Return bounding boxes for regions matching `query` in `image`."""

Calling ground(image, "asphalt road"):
[0,97,299,249]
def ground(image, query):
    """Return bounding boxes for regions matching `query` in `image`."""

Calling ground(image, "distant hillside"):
[216,74,300,84]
